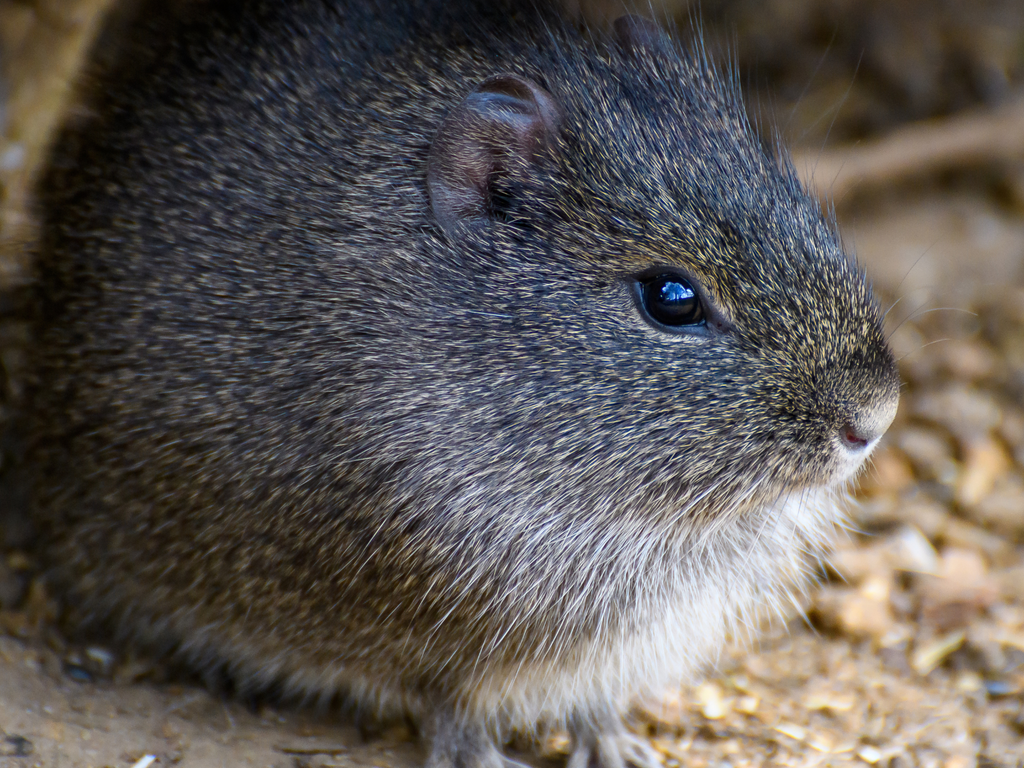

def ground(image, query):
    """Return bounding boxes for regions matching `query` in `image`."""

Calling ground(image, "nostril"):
[840,423,870,450]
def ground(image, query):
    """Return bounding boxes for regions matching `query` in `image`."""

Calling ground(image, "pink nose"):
[839,423,871,450]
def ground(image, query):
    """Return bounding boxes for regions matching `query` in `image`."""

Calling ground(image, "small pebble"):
[6,552,32,570]
[0,144,25,173]
[953,670,983,692]
[956,437,1011,507]
[846,578,897,639]
[84,646,115,676]
[887,525,940,574]
[695,682,730,720]
[997,566,1024,603]
[854,493,904,529]
[1,736,32,758]
[857,745,883,764]
[969,478,1024,539]
[935,338,998,381]
[62,661,94,683]
[831,544,892,584]
[941,519,1015,565]
[863,448,916,494]
[650,737,692,762]
[734,695,759,714]
[802,692,855,712]
[917,548,1000,630]
[113,657,157,685]
[900,497,949,540]
[23,580,56,627]
[912,385,1001,442]
[541,732,571,757]
[997,408,1024,450]
[983,679,1016,697]
[895,427,957,481]
[966,626,1008,673]
[638,689,686,728]
[880,624,914,648]
[0,610,30,638]
[814,584,896,640]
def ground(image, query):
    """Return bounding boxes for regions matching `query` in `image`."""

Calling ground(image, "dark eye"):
[640,273,706,328]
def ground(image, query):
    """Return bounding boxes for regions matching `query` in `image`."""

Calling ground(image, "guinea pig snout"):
[831,389,899,479]
[839,397,897,451]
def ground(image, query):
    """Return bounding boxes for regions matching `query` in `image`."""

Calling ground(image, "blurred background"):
[1,1,1023,766]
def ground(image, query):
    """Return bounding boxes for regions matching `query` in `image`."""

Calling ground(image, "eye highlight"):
[638,273,706,329]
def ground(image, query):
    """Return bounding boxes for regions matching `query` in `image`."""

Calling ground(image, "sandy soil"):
[2,2,1024,767]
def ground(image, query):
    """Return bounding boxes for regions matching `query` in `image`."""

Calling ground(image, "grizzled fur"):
[26,0,899,766]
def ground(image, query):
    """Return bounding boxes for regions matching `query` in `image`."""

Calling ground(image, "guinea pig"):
[23,1,899,767]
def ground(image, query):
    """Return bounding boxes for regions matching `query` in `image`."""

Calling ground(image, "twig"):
[275,745,351,756]
[793,92,1024,206]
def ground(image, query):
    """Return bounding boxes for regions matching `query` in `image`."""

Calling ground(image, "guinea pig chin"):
[827,435,884,487]
[827,412,898,485]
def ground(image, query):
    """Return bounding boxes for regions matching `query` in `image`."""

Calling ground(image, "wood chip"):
[803,693,855,712]
[911,630,967,675]
[774,723,807,742]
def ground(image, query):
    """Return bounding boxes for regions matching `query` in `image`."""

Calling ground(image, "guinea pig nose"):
[839,422,871,451]
[839,386,900,453]
[839,404,895,451]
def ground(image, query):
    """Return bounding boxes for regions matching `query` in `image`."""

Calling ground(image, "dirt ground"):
[2,1,1024,767]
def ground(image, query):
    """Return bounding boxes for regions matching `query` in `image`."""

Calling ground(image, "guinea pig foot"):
[567,722,661,768]
[424,712,511,768]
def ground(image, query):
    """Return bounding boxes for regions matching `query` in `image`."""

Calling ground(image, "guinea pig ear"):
[613,14,672,59]
[427,74,562,236]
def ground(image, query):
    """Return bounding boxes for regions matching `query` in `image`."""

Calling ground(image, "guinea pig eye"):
[639,273,705,328]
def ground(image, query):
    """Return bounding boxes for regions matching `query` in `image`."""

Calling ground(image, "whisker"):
[886,305,973,344]
[890,236,942,299]
[802,47,863,167]
[784,26,839,137]
[896,337,952,363]
[883,290,936,341]
[881,294,906,324]
[902,306,977,323]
